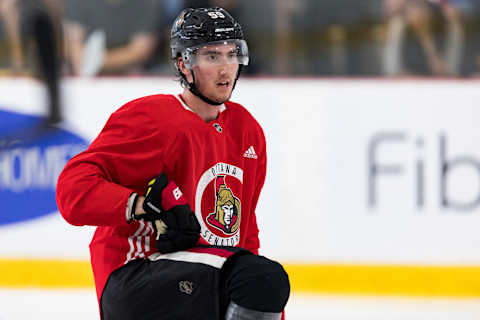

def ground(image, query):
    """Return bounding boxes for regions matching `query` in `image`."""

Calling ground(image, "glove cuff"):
[126,192,139,223]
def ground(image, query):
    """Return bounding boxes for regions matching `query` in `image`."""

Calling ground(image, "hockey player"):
[56,6,290,320]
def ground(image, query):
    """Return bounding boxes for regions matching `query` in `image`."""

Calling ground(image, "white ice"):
[1,289,480,319]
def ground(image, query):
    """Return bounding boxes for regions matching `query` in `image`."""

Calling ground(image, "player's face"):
[222,204,234,225]
[192,43,239,104]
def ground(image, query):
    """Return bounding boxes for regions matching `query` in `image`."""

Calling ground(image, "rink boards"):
[1,78,480,297]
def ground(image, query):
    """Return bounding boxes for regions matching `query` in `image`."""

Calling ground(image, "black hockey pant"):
[101,247,290,320]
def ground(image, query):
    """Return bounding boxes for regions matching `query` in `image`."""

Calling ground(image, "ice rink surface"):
[1,289,479,320]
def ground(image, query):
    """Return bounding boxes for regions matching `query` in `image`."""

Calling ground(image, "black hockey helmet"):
[170,7,248,105]
[171,7,248,63]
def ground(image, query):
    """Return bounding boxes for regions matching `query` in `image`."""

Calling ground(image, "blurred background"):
[1,0,480,78]
[1,0,480,319]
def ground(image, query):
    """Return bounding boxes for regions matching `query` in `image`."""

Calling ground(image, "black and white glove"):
[127,173,200,253]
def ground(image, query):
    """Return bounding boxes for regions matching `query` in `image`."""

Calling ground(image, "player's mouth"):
[216,80,230,88]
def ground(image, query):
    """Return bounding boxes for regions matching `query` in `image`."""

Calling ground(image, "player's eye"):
[228,52,237,60]
[199,51,219,61]
[208,54,219,61]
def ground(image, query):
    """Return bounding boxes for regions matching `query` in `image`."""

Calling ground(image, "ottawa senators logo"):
[195,163,243,246]
[206,176,241,234]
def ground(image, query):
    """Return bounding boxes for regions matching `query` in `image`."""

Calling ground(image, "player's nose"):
[219,63,228,72]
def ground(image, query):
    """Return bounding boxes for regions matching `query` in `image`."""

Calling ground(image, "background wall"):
[1,78,480,296]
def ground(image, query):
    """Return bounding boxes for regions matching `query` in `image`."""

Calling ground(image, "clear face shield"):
[181,39,249,69]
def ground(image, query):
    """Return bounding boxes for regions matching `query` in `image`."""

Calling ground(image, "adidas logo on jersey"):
[243,146,258,159]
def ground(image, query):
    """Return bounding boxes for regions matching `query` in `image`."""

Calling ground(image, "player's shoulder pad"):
[115,94,178,115]
[99,94,178,135]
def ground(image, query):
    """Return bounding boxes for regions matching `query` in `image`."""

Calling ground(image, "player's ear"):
[177,57,194,83]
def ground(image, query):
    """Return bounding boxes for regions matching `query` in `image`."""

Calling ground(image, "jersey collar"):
[174,94,226,113]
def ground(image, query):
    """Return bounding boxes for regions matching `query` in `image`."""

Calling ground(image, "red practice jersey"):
[56,94,267,304]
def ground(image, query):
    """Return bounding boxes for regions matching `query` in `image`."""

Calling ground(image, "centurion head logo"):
[195,162,243,246]
[207,175,241,234]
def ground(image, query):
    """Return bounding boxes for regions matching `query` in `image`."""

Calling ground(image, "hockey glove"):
[131,173,200,253]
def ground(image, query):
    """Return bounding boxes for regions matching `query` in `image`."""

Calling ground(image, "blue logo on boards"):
[0,109,88,225]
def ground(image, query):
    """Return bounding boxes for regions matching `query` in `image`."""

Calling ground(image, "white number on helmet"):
[208,11,225,19]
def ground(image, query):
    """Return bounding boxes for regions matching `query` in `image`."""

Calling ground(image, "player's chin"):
[212,88,232,103]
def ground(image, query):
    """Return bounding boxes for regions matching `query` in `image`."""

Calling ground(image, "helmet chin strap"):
[180,65,244,106]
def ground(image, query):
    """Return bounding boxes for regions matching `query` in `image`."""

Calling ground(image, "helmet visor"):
[182,39,249,69]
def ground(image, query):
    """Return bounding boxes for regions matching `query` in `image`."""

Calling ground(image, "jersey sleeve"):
[56,100,166,227]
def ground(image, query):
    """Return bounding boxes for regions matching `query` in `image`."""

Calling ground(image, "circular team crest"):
[195,162,243,246]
